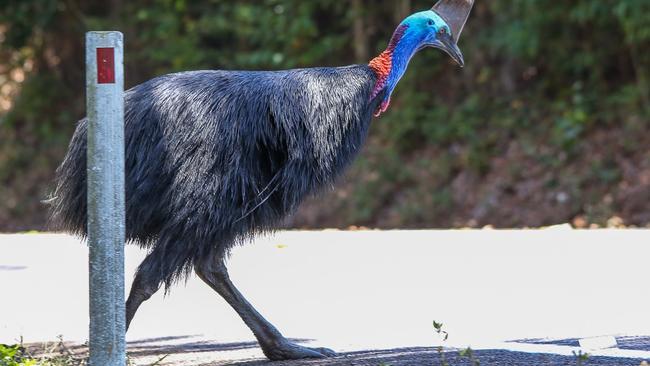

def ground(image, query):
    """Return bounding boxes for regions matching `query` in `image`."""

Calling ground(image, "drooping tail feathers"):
[50,118,88,237]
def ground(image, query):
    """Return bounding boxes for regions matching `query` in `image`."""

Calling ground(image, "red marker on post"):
[96,48,115,84]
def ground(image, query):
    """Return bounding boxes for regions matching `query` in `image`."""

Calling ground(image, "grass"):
[0,336,84,366]
[0,337,167,366]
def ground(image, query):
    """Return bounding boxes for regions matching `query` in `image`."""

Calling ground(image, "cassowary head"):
[399,11,464,67]
[370,0,474,116]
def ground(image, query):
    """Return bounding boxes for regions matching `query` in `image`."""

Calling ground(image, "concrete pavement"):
[1,229,649,365]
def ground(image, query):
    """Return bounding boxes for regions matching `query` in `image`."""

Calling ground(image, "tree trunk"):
[110,0,122,22]
[395,0,411,24]
[352,0,368,63]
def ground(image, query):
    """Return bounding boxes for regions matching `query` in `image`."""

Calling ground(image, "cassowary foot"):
[262,341,336,361]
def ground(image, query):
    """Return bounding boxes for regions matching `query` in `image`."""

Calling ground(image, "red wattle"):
[369,51,392,100]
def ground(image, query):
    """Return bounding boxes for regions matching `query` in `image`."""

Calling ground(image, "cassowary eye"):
[439,28,447,35]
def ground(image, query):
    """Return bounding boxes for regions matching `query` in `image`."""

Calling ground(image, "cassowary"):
[52,0,474,360]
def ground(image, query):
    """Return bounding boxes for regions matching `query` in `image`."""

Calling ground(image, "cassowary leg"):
[125,254,162,330]
[194,259,336,360]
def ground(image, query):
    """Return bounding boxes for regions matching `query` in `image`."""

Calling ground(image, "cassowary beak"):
[432,32,464,67]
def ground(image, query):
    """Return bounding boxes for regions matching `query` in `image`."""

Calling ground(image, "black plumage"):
[53,65,382,289]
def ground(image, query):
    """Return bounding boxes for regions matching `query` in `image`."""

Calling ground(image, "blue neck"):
[385,35,420,100]
[370,25,421,116]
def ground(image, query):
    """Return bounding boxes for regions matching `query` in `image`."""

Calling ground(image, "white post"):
[86,31,125,366]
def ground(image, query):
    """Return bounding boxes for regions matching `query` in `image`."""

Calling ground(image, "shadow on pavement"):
[228,347,647,366]
[618,337,650,351]
[512,336,650,351]
[26,339,648,365]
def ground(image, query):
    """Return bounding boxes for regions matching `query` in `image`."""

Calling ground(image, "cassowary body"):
[52,2,473,360]
[56,66,381,284]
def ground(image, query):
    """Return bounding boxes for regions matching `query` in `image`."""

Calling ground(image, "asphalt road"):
[1,229,649,365]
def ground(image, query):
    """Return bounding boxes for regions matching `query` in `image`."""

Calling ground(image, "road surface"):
[1,229,649,365]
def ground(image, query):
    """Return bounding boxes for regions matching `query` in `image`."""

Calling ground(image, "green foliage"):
[433,321,482,366]
[433,320,451,366]
[0,344,37,366]
[1,0,649,230]
[433,320,448,341]
[459,347,480,366]
[573,350,590,366]
[0,336,89,366]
